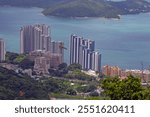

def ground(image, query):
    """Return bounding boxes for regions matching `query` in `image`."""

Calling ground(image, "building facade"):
[0,39,5,62]
[70,34,101,72]
[70,35,83,64]
[102,65,122,77]
[20,24,51,53]
[30,50,63,74]
[51,41,64,63]
[34,57,50,75]
[20,24,65,73]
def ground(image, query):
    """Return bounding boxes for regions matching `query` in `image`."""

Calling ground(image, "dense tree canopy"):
[5,52,27,64]
[68,63,82,71]
[101,75,150,100]
[19,58,34,70]
[0,67,48,100]
[65,70,95,81]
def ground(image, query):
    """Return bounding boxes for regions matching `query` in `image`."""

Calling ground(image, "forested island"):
[0,0,150,18]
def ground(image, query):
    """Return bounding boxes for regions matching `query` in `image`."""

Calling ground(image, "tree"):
[5,52,27,64]
[132,88,150,100]
[77,84,97,93]
[5,52,19,64]
[66,88,77,96]
[19,58,34,70]
[89,91,99,97]
[14,54,26,63]
[42,78,69,93]
[65,70,94,81]
[58,63,68,75]
[68,63,82,71]
[101,75,143,100]
[48,63,68,77]
[58,63,67,70]
[0,67,49,100]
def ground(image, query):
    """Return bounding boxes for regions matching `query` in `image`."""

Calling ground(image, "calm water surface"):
[0,6,150,69]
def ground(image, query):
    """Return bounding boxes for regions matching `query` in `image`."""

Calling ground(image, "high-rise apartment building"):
[91,51,101,72]
[70,35,83,64]
[0,39,5,62]
[70,34,101,72]
[20,24,51,53]
[51,41,64,63]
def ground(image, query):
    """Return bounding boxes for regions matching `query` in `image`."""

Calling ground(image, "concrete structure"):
[20,24,65,74]
[29,50,63,74]
[34,57,50,75]
[22,69,33,77]
[0,39,5,61]
[20,24,51,53]
[49,53,63,68]
[51,41,64,63]
[102,65,121,77]
[102,65,150,83]
[0,63,18,70]
[82,70,99,77]
[91,51,101,72]
[70,34,101,72]
[70,35,83,64]
[125,69,150,83]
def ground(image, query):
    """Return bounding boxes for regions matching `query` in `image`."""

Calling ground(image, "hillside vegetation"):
[0,67,48,100]
[43,0,122,18]
[0,0,150,18]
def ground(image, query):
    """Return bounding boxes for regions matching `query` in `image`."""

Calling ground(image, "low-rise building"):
[102,65,150,83]
[102,65,121,77]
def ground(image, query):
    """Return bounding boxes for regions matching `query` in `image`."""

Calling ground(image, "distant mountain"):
[43,0,122,18]
[42,0,150,18]
[109,0,150,14]
[0,0,69,7]
[1,0,150,18]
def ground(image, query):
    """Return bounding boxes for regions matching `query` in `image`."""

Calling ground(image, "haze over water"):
[0,6,150,69]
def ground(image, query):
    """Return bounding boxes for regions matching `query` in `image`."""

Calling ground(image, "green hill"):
[42,0,122,18]
[0,0,150,18]
[42,0,150,18]
[0,66,48,100]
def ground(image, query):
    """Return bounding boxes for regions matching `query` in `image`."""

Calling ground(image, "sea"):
[0,6,150,69]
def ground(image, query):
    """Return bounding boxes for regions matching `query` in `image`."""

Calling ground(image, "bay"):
[0,6,150,69]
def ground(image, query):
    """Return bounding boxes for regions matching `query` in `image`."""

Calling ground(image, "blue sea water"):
[0,6,150,69]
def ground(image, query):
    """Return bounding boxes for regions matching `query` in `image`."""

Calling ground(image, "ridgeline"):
[0,0,150,18]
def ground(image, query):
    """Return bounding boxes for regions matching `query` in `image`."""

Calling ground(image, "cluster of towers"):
[20,24,51,53]
[0,24,101,73]
[20,24,65,74]
[20,24,64,62]
[70,34,101,72]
